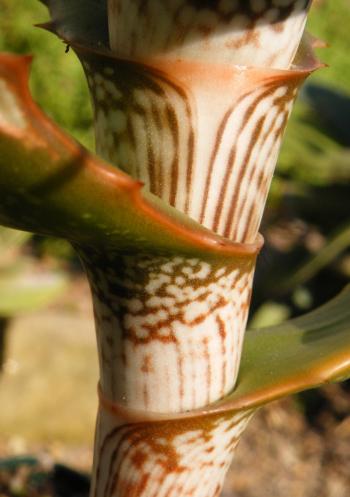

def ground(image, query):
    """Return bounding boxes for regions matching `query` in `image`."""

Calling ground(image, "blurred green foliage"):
[278,96,350,188]
[0,0,93,150]
[307,0,350,93]
[0,0,91,261]
[277,0,350,191]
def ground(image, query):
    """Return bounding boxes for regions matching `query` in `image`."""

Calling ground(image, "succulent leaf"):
[0,53,261,259]
[218,284,350,412]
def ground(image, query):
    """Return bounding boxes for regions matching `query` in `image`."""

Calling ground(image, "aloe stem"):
[3,3,349,497]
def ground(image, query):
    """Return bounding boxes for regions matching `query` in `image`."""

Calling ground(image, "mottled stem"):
[108,0,311,70]
[82,51,306,243]
[79,243,259,496]
[91,398,252,497]
[80,248,258,413]
[77,2,315,495]
[25,2,314,496]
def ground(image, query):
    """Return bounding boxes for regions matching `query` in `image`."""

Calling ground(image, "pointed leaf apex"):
[35,21,56,34]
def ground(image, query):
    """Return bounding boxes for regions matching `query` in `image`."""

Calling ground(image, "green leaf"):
[215,285,350,414]
[0,53,261,264]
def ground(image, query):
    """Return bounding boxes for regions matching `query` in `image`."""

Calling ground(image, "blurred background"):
[0,0,349,496]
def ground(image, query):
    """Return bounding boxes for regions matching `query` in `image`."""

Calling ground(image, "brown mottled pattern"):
[91,400,253,497]
[82,56,195,215]
[108,0,311,69]
[81,51,302,244]
[78,248,255,413]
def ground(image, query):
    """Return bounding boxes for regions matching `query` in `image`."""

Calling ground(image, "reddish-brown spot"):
[130,450,148,469]
[141,354,154,373]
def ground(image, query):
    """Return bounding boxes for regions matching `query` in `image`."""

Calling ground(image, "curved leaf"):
[226,285,350,411]
[0,53,261,263]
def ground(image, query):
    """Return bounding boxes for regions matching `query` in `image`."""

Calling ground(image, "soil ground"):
[0,278,349,497]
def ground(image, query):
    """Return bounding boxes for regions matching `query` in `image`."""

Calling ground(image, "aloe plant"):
[0,1,349,496]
